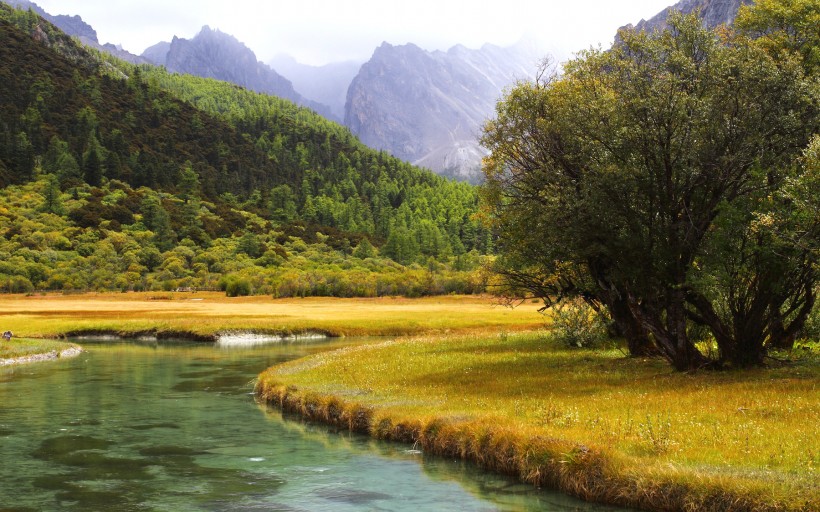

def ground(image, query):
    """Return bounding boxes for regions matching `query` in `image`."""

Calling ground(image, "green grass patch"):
[257,331,819,512]
[0,338,79,361]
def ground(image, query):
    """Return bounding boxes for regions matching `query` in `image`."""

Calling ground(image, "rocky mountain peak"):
[344,41,538,183]
[620,0,753,34]
[145,26,335,119]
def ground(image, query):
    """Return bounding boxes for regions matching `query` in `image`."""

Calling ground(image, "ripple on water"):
[32,435,112,457]
[171,374,252,393]
[314,486,392,505]
[138,445,209,457]
[128,422,181,431]
[32,475,144,511]
[43,451,154,480]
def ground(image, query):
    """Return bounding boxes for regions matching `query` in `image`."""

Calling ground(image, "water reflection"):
[0,339,629,511]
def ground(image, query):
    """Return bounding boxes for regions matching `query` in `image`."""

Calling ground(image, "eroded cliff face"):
[344,41,538,183]
[621,0,753,34]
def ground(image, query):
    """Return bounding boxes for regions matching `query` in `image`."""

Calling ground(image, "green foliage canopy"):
[482,9,820,370]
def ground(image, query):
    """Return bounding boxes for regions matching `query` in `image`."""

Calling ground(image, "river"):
[0,338,629,511]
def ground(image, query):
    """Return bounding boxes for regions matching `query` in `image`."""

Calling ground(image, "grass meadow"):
[3,292,816,510]
[0,292,545,339]
[258,331,819,512]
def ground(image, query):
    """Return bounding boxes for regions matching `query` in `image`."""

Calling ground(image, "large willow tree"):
[481,9,819,370]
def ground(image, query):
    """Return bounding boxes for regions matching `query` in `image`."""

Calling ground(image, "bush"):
[800,305,820,341]
[548,301,611,348]
[0,275,34,293]
[221,275,252,297]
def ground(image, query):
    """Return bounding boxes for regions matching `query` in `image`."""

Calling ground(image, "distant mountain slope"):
[269,54,361,120]
[345,41,538,183]
[0,0,149,64]
[142,26,336,120]
[1,0,95,39]
[621,0,753,34]
[0,3,489,261]
[0,7,272,195]
[142,40,171,65]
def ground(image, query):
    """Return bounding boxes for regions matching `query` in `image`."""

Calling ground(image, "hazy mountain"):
[142,26,335,119]
[269,54,362,120]
[345,41,539,183]
[1,0,95,39]
[621,0,753,34]
[142,40,171,65]
[0,0,150,64]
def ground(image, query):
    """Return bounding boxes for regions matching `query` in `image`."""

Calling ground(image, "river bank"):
[0,339,82,366]
[256,332,819,512]
[3,338,596,511]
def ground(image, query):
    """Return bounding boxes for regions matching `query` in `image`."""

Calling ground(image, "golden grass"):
[257,331,819,512]
[0,292,544,338]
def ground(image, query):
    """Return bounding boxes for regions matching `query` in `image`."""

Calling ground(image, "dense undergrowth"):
[0,178,489,296]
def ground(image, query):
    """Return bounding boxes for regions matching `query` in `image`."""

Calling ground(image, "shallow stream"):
[0,338,628,511]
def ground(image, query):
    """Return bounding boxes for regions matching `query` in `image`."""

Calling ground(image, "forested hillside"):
[0,5,490,295]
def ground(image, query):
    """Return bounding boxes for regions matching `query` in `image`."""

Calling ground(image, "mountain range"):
[141,27,337,120]
[0,0,540,182]
[1,0,751,183]
[268,54,362,121]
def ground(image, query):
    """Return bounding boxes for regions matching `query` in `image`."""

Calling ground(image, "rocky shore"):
[0,346,83,366]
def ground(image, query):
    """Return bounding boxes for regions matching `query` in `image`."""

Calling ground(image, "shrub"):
[221,275,252,297]
[799,305,820,341]
[0,275,34,293]
[548,302,611,348]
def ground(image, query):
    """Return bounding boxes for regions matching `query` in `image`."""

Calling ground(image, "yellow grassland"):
[4,292,816,510]
[257,332,819,512]
[0,292,544,339]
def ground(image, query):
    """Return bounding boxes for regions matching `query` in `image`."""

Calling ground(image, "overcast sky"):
[30,0,675,65]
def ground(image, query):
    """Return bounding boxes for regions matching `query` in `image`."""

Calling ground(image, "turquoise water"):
[0,339,628,511]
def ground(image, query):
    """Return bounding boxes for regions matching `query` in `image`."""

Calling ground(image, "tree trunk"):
[768,288,815,351]
[608,295,656,357]
[628,295,710,371]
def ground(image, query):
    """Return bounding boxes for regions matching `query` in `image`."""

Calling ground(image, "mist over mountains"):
[268,55,362,121]
[2,0,149,64]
